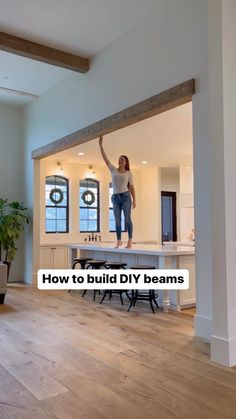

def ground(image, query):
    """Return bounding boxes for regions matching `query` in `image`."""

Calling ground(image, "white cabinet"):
[40,246,69,269]
[168,255,195,310]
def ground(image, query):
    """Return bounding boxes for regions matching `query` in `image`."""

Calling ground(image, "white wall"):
[0,104,24,281]
[140,167,161,242]
[22,1,213,345]
[208,0,236,366]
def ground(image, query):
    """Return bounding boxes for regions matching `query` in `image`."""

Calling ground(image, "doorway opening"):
[32,79,195,287]
[161,191,177,243]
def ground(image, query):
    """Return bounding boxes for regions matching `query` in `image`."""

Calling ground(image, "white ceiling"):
[0,51,73,106]
[0,0,158,107]
[46,102,193,169]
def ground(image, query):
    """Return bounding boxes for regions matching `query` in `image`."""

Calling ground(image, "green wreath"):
[49,188,64,205]
[82,190,95,206]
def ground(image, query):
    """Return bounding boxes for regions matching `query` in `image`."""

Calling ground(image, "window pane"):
[45,191,53,206]
[88,220,97,231]
[109,220,116,231]
[55,177,67,187]
[122,218,126,230]
[57,220,67,232]
[109,185,113,205]
[80,220,88,232]
[79,179,99,231]
[90,194,97,207]
[46,220,56,232]
[45,175,69,233]
[80,208,88,219]
[46,176,56,186]
[58,194,67,206]
[79,194,85,206]
[56,207,66,219]
[109,209,115,220]
[46,207,56,219]
[60,184,67,192]
[109,195,113,207]
[88,209,97,220]
[80,186,87,194]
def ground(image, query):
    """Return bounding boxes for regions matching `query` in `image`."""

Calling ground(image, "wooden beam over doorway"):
[0,31,89,73]
[32,79,195,159]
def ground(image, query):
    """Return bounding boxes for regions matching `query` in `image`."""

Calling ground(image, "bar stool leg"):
[125,291,131,301]
[153,292,159,308]
[149,294,155,313]
[100,291,107,304]
[119,292,124,305]
[127,293,137,311]
[127,300,133,312]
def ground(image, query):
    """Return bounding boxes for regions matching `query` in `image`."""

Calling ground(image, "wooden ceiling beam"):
[32,79,195,160]
[0,31,89,73]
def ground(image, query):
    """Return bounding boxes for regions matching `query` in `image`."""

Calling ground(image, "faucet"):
[87,232,100,242]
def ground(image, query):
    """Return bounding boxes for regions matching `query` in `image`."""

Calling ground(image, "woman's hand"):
[99,136,110,166]
[132,201,136,209]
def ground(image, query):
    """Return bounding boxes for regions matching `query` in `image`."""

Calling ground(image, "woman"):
[99,136,136,248]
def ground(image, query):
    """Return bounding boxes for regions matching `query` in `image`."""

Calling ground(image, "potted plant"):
[0,198,29,286]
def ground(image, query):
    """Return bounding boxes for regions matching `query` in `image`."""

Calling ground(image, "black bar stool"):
[105,262,127,269]
[83,260,107,300]
[86,260,107,269]
[68,257,93,293]
[72,257,93,270]
[127,265,159,313]
[100,262,130,305]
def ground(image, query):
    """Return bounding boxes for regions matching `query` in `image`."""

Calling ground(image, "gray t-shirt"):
[108,163,133,194]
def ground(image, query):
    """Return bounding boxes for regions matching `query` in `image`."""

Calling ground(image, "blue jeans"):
[112,191,133,240]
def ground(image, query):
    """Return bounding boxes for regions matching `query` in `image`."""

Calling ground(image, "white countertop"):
[69,242,195,256]
[163,241,195,247]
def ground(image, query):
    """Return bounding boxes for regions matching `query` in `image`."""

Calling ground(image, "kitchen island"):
[69,243,195,312]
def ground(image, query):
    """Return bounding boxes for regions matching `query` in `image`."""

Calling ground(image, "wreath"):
[49,188,64,205]
[82,190,95,206]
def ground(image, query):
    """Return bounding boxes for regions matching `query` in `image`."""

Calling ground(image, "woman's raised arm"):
[99,136,110,167]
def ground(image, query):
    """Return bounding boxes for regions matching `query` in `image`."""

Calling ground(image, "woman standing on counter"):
[99,136,136,248]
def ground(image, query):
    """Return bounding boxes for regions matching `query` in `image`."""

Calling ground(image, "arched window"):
[45,175,69,233]
[79,179,100,232]
[109,182,126,232]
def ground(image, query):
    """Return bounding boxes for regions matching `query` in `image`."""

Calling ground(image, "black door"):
[161,191,177,242]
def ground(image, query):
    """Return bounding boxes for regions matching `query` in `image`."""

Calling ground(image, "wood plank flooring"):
[0,285,236,419]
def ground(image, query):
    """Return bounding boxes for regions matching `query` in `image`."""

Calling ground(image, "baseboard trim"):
[194,313,212,342]
[211,335,236,367]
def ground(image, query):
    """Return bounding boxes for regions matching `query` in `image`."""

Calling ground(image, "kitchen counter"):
[68,243,195,312]
[163,241,195,247]
[69,242,194,256]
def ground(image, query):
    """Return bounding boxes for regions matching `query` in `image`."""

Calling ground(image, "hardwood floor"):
[0,285,236,419]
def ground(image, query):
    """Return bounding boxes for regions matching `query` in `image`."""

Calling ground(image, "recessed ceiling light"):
[142,161,148,164]
[78,152,85,156]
